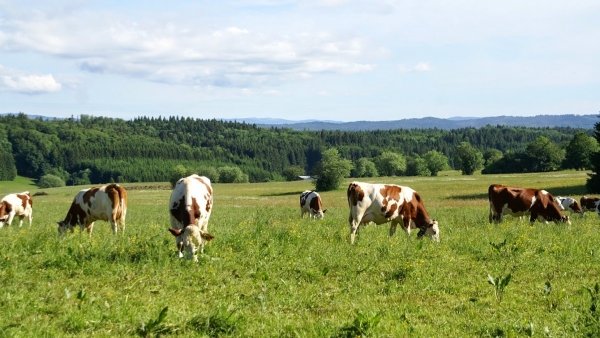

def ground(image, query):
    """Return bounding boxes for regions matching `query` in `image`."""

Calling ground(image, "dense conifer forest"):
[0,113,591,184]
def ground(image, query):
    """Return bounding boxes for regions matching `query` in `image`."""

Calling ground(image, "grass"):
[0,170,598,336]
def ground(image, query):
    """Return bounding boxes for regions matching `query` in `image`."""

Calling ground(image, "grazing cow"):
[168,175,215,261]
[580,196,600,216]
[300,190,327,219]
[0,192,33,228]
[57,184,127,235]
[347,182,440,244]
[554,196,582,215]
[488,184,570,225]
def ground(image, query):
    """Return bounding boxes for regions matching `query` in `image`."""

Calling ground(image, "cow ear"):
[323,209,327,213]
[168,228,183,237]
[201,232,215,241]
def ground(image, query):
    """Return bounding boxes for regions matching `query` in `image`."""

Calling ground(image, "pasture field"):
[0,170,599,337]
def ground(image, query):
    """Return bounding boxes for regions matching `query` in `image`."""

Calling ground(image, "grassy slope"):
[0,171,598,336]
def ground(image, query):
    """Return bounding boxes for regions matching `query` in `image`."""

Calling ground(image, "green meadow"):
[0,170,599,337]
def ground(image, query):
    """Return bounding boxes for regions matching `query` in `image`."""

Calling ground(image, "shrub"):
[218,166,249,183]
[197,166,219,183]
[38,174,65,188]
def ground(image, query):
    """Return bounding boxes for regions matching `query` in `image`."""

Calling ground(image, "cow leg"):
[6,214,15,227]
[85,222,95,236]
[389,220,398,237]
[27,212,32,227]
[177,237,184,258]
[110,220,118,235]
[349,214,360,244]
[401,217,412,239]
[18,215,24,227]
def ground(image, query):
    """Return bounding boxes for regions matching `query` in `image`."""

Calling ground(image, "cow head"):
[168,225,214,262]
[417,220,440,242]
[312,208,327,219]
[0,215,8,227]
[57,220,75,235]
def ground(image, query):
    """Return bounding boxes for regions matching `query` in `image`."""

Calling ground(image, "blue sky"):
[0,0,598,121]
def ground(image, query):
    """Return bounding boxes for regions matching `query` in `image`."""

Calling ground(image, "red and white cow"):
[168,174,215,261]
[554,196,582,215]
[488,184,569,225]
[580,196,600,216]
[0,191,33,228]
[57,184,128,235]
[300,190,327,219]
[347,182,440,244]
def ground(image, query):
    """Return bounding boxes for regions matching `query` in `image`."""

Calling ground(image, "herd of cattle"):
[1,175,600,261]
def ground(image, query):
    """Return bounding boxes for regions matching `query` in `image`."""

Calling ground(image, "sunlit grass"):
[0,170,598,336]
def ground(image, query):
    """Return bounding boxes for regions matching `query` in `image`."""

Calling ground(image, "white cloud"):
[0,6,379,89]
[317,91,332,96]
[0,65,62,94]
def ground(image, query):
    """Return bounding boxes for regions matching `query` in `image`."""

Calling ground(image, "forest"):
[0,113,597,186]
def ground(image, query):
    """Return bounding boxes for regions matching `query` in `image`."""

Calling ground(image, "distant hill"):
[254,114,598,131]
[3,113,597,130]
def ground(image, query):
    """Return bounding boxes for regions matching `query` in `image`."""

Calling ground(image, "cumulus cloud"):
[0,65,62,94]
[0,6,379,89]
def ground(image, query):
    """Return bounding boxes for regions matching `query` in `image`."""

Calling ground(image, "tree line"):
[0,113,598,192]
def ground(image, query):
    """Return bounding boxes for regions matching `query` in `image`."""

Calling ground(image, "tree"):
[38,174,65,188]
[483,149,503,167]
[406,155,431,177]
[563,132,599,170]
[423,150,449,176]
[586,115,600,192]
[282,165,305,181]
[374,151,406,177]
[455,142,484,175]
[525,136,565,172]
[313,148,352,191]
[352,157,378,178]
[0,150,17,181]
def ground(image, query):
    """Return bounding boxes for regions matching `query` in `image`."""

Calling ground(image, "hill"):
[254,114,597,131]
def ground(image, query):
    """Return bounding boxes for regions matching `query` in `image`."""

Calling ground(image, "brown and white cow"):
[168,174,215,261]
[554,196,582,215]
[300,190,327,219]
[347,182,440,244]
[57,184,127,235]
[0,191,33,228]
[580,196,600,216]
[488,184,570,225]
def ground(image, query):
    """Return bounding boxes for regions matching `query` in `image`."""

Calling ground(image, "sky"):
[0,0,599,122]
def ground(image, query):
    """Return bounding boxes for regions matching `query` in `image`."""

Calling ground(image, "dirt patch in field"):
[124,185,171,191]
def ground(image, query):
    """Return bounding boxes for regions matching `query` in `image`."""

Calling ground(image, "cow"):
[488,184,570,225]
[300,190,327,219]
[347,182,440,244]
[0,191,33,228]
[554,196,582,215]
[168,174,215,262]
[580,196,600,216]
[57,184,127,236]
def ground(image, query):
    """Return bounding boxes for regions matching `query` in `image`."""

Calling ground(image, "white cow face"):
[182,225,202,262]
[168,225,215,262]
[312,209,327,219]
[423,220,440,242]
